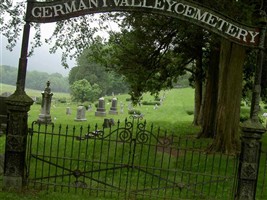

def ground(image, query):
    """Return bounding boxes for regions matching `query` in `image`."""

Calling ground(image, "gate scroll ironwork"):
[26,116,238,199]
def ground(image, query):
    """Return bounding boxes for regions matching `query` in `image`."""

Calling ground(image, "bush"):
[264,105,267,109]
[126,98,131,101]
[35,97,42,105]
[95,102,99,108]
[142,101,159,105]
[58,98,67,103]
[154,97,161,101]
[185,110,194,115]
[128,109,141,115]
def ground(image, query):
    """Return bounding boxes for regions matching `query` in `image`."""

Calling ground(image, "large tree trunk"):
[210,39,245,153]
[197,43,220,138]
[193,48,203,126]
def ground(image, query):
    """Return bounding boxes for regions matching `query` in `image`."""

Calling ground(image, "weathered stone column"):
[95,97,106,117]
[109,97,118,115]
[37,81,53,124]
[235,120,265,200]
[3,89,33,190]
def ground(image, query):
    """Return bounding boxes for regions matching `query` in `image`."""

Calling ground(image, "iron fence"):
[26,117,239,199]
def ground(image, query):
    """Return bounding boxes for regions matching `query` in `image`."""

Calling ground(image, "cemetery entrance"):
[26,117,238,199]
[3,0,267,199]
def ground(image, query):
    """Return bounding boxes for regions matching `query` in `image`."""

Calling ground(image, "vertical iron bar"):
[61,125,69,192]
[172,136,181,197]
[68,126,76,192]
[112,121,120,198]
[54,124,62,192]
[164,132,173,198]
[82,125,90,194]
[193,142,202,197]
[186,140,194,197]
[208,152,216,196]
[47,124,55,190]
[149,126,159,199]
[215,153,223,196]
[26,125,34,188]
[200,148,208,195]
[89,124,97,196]
[179,137,188,198]
[142,125,153,199]
[104,126,112,197]
[40,123,48,190]
[97,126,104,196]
[33,123,41,188]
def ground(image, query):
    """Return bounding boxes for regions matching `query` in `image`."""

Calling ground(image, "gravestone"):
[37,81,53,124]
[103,118,115,128]
[87,104,92,111]
[109,97,118,115]
[120,102,124,113]
[0,97,7,135]
[66,107,71,115]
[75,106,87,121]
[95,97,106,117]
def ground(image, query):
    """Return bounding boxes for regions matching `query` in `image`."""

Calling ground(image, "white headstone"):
[95,97,106,117]
[75,106,87,121]
[109,97,118,115]
[37,81,53,124]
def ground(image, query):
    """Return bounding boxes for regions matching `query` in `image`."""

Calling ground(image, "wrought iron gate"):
[26,117,238,199]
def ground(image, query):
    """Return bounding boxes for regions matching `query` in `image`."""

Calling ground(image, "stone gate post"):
[3,90,33,190]
[235,120,265,200]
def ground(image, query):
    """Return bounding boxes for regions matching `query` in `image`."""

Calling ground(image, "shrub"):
[95,102,99,108]
[35,97,42,105]
[142,101,159,105]
[154,97,161,101]
[58,97,67,103]
[128,109,141,115]
[185,110,194,115]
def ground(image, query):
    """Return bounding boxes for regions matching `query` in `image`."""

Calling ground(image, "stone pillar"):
[95,97,106,117]
[236,120,266,200]
[3,89,33,190]
[37,81,53,124]
[109,97,118,115]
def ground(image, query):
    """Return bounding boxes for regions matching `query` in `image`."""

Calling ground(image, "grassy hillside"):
[0,83,70,99]
[26,87,199,135]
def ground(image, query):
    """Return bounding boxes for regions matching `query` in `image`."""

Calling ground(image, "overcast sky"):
[0,23,75,77]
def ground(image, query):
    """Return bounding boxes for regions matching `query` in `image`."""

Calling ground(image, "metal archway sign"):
[26,0,261,48]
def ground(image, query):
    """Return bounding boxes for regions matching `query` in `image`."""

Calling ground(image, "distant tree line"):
[0,65,69,92]
[68,46,129,103]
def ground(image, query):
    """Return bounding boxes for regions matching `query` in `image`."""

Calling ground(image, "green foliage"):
[186,110,194,115]
[128,109,141,115]
[141,101,159,106]
[35,97,42,105]
[70,79,101,103]
[58,97,67,103]
[68,45,129,96]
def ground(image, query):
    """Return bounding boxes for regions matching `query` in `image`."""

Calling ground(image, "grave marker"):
[95,97,106,117]
[74,106,87,121]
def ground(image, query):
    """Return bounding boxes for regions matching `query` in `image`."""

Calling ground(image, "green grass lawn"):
[1,84,267,199]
